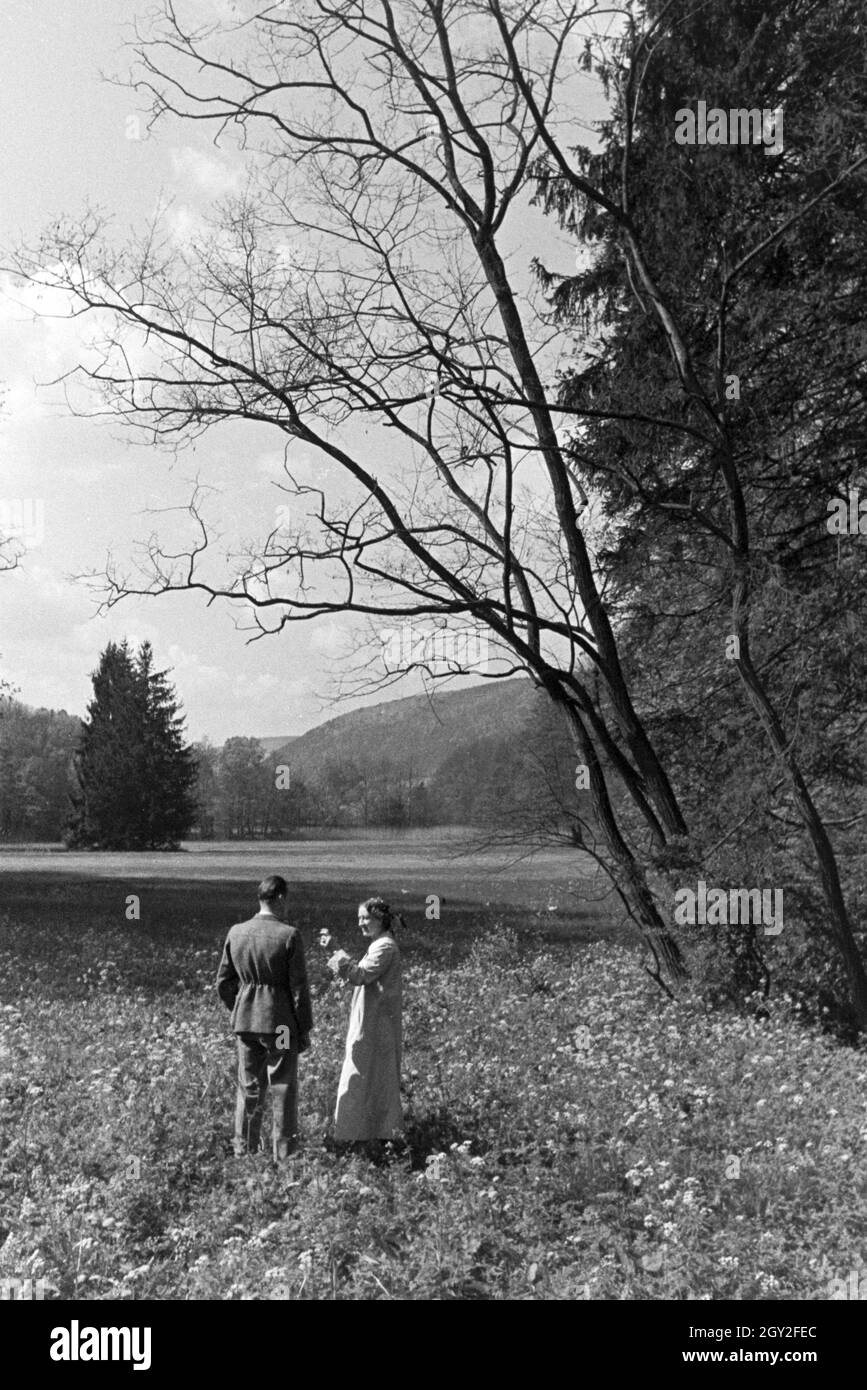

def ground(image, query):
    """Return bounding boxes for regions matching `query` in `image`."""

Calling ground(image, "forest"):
[0,675,579,841]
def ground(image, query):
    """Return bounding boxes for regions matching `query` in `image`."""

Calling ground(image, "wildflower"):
[256,1221,283,1242]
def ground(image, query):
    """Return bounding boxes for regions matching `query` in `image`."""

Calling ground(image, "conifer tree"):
[68,640,196,849]
[133,641,197,848]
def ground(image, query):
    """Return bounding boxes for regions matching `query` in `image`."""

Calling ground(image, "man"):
[216,874,313,1161]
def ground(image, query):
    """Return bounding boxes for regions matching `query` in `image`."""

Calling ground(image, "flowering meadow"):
[1,868,865,1301]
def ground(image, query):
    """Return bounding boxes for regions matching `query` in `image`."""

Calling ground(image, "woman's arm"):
[344,938,396,986]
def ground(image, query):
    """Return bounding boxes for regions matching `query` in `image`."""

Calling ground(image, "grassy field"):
[0,838,865,1301]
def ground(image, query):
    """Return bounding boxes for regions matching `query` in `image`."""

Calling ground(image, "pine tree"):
[68,640,196,849]
[67,641,140,848]
[133,641,197,848]
[537,0,867,1022]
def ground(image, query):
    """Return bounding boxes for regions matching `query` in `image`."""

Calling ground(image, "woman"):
[328,897,403,1143]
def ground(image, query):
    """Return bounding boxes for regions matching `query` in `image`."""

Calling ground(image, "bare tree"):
[12,1,865,1008]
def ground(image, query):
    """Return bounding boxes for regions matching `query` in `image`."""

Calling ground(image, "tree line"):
[0,645,579,843]
[0,699,80,841]
[191,694,578,838]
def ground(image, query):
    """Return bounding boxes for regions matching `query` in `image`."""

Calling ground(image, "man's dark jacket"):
[216,913,313,1042]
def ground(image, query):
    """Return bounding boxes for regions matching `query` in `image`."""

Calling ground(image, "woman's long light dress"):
[334,934,403,1141]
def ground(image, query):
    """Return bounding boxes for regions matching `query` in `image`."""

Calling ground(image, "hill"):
[256,735,299,755]
[270,677,538,783]
[196,677,578,833]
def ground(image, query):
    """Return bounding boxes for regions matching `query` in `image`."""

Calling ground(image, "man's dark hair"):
[258,874,288,903]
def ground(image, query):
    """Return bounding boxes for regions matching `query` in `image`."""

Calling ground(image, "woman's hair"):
[361,896,406,934]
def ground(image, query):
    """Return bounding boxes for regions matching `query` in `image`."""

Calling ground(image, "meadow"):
[0,836,865,1301]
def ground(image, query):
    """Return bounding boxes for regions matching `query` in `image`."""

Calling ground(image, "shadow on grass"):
[0,866,625,1004]
[318,1105,484,1172]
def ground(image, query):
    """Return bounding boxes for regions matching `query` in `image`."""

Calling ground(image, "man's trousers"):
[233,1031,299,1160]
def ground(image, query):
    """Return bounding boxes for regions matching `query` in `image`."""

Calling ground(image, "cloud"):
[232,670,282,698]
[169,146,243,199]
[165,642,227,688]
[0,272,99,426]
[0,564,102,710]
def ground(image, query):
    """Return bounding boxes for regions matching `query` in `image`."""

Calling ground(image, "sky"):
[0,0,605,743]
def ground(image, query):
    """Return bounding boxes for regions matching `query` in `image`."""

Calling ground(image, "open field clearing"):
[1,840,865,1300]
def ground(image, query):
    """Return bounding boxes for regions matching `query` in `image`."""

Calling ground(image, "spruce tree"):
[68,640,196,849]
[68,641,139,848]
[134,641,197,848]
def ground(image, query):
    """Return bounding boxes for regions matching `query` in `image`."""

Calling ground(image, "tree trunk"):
[554,688,688,981]
[735,649,867,1027]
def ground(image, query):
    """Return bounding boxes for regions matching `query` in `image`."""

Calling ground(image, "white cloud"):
[0,272,100,426]
[165,641,226,687]
[233,670,282,698]
[0,564,98,709]
[169,146,243,199]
